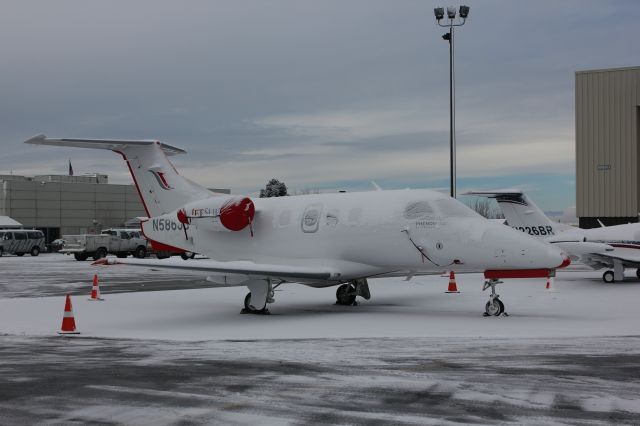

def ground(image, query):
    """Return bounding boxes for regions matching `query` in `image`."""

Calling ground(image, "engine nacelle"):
[176,196,255,233]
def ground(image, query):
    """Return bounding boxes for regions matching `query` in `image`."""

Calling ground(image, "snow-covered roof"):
[0,216,22,228]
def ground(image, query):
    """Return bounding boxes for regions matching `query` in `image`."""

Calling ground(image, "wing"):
[583,249,640,270]
[93,257,339,284]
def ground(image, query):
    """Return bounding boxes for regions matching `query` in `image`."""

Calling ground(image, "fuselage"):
[143,189,567,282]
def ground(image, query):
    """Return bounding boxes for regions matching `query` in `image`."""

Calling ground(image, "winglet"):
[24,133,47,145]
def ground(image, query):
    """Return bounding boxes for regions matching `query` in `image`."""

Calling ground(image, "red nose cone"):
[220,197,255,231]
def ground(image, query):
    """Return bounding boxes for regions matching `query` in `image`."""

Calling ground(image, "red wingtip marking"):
[558,254,571,269]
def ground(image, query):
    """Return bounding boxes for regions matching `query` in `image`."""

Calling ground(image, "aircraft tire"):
[181,252,196,260]
[485,299,504,316]
[336,283,356,306]
[603,270,615,283]
[244,293,254,311]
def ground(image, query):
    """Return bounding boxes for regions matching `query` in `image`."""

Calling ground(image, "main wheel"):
[74,253,88,261]
[93,247,107,261]
[180,252,196,260]
[336,283,356,306]
[603,270,615,283]
[134,246,147,259]
[30,247,40,256]
[485,299,504,316]
[244,292,256,312]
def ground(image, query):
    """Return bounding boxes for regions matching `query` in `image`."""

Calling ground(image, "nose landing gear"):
[482,278,508,317]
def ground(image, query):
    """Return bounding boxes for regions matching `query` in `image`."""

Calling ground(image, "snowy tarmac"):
[1,254,640,424]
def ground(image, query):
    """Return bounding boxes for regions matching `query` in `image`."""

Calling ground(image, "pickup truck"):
[61,228,148,261]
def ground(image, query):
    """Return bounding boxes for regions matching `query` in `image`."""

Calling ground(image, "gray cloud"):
[1,0,638,207]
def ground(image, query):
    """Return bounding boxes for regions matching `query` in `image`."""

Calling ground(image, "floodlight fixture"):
[434,7,445,21]
[459,5,470,19]
[447,6,456,19]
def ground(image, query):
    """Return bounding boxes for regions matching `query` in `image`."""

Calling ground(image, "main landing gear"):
[241,279,280,315]
[482,279,508,317]
[335,278,371,306]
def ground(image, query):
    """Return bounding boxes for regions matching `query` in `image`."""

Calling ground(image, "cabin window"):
[326,209,339,226]
[279,210,291,227]
[347,207,362,224]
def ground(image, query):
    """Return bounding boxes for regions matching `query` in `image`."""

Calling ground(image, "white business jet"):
[26,135,569,315]
[467,189,640,283]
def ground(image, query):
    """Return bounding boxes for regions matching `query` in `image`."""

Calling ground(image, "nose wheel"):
[482,279,508,317]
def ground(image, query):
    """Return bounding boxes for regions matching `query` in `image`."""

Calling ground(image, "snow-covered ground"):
[0,256,639,340]
[1,255,639,424]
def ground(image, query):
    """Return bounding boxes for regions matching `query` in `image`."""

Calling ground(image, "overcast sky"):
[1,0,638,210]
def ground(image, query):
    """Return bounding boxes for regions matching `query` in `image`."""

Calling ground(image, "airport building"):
[0,173,232,242]
[0,174,145,242]
[576,66,640,228]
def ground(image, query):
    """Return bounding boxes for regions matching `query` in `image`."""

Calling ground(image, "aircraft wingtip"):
[24,133,46,145]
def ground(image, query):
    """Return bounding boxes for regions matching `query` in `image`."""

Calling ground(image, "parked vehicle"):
[0,229,46,257]
[49,238,66,253]
[61,228,148,261]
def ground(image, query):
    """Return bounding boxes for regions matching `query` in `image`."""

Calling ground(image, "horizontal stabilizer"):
[24,134,186,156]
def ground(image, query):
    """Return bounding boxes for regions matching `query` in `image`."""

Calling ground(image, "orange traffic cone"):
[88,274,104,301]
[58,294,80,335]
[446,271,460,293]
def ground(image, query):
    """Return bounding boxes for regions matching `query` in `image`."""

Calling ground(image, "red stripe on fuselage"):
[114,150,151,217]
[484,269,551,279]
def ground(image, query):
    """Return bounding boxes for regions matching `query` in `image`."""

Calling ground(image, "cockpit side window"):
[404,201,434,220]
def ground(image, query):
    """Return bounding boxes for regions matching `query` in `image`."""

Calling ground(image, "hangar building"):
[576,66,640,228]
[0,174,145,242]
[0,173,232,243]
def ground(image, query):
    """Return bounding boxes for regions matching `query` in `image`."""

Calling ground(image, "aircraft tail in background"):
[466,189,572,238]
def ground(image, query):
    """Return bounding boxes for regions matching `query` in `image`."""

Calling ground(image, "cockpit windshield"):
[433,198,481,218]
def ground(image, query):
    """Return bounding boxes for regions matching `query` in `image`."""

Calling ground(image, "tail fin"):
[25,134,214,217]
[466,189,570,238]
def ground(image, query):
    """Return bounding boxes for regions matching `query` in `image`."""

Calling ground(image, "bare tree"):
[465,198,504,219]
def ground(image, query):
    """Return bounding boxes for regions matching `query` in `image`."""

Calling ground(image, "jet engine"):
[176,196,255,233]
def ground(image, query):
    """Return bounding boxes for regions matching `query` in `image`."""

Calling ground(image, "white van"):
[0,230,46,257]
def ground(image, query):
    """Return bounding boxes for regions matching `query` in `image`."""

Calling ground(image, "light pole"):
[434,5,469,199]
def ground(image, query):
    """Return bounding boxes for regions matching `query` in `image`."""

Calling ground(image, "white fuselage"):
[142,189,566,285]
